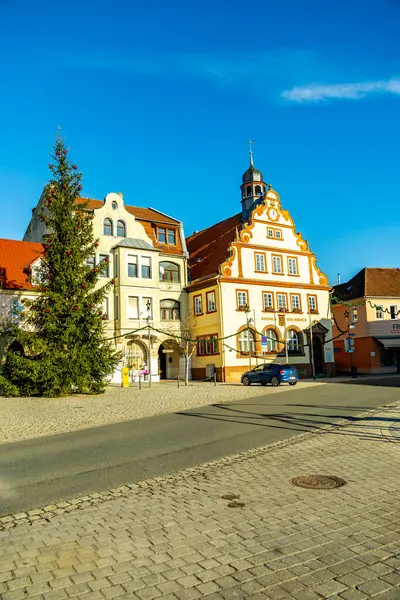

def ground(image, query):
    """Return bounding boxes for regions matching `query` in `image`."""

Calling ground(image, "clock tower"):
[240,141,268,222]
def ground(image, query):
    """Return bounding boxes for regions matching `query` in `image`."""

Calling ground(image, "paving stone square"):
[0,402,399,599]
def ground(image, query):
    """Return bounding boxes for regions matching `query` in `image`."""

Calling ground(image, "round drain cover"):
[289,475,347,489]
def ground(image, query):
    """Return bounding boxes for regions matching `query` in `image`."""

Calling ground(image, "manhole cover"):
[289,475,347,489]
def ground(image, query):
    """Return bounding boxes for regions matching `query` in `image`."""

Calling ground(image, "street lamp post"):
[344,310,356,378]
[146,299,152,387]
[244,304,254,371]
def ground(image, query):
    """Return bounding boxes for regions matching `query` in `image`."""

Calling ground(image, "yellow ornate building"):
[186,154,335,382]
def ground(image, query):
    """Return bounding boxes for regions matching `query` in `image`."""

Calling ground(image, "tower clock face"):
[268,208,279,221]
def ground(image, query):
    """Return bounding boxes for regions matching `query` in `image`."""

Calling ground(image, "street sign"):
[345,338,354,353]
[261,335,268,352]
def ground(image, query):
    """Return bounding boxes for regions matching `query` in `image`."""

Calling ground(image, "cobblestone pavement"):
[0,379,327,444]
[1,402,399,599]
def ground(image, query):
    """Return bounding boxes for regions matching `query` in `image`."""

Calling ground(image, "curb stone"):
[1,399,399,531]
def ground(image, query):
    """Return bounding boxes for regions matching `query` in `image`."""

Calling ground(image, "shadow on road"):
[176,403,399,443]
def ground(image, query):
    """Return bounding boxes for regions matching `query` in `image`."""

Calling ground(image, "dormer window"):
[112,201,118,210]
[103,218,113,236]
[116,220,126,237]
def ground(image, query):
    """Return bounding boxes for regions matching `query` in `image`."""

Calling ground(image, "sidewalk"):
[0,402,399,599]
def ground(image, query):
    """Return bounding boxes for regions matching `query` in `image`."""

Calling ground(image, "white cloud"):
[282,79,400,102]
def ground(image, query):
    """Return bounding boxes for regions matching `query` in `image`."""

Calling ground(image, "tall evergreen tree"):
[2,137,121,396]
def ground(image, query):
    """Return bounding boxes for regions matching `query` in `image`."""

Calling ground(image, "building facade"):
[186,156,335,382]
[332,268,400,374]
[21,191,189,382]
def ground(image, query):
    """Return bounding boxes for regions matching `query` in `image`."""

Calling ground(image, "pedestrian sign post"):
[344,338,354,353]
[261,335,268,354]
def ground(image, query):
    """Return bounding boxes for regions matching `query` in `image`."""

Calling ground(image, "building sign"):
[392,323,400,333]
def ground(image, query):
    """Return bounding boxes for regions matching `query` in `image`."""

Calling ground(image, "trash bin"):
[351,366,358,379]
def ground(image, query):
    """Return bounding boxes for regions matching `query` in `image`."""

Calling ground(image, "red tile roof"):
[0,239,44,290]
[75,198,179,225]
[333,268,400,300]
[186,213,242,282]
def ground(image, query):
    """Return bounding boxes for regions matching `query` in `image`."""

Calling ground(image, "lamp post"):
[344,310,356,378]
[146,299,152,387]
[308,313,316,381]
[244,304,254,371]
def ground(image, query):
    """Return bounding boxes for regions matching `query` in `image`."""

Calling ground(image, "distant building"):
[15,192,190,381]
[186,153,335,382]
[0,238,44,359]
[332,268,400,374]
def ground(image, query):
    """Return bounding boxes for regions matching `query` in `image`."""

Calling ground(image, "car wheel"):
[242,376,251,386]
[271,376,280,387]
[289,382,297,386]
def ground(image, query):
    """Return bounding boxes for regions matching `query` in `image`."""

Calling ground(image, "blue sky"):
[0,0,399,284]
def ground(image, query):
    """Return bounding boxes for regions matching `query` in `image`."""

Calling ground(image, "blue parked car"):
[241,363,299,387]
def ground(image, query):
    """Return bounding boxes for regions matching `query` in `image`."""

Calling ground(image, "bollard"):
[139,374,142,390]
[177,376,180,388]
[213,373,217,387]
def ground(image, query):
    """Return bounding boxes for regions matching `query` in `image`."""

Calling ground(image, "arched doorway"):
[313,337,324,375]
[158,340,180,380]
[126,340,148,381]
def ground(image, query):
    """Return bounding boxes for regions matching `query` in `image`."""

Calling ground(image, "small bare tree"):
[162,315,197,385]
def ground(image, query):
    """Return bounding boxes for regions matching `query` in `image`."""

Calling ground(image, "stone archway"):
[126,339,148,381]
[158,339,181,380]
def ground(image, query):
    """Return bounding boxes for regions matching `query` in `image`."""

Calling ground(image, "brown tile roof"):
[186,213,242,282]
[75,198,179,225]
[333,268,400,300]
[0,239,44,290]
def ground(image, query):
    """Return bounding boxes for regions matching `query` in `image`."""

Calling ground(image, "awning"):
[376,337,400,348]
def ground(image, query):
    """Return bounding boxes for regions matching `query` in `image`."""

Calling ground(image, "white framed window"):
[142,297,153,318]
[263,292,273,310]
[114,296,119,320]
[127,255,138,277]
[160,299,180,320]
[207,291,216,313]
[375,305,384,320]
[127,296,139,319]
[255,253,266,272]
[141,256,151,279]
[272,255,282,273]
[99,254,109,278]
[265,329,278,352]
[87,256,95,270]
[291,294,301,311]
[287,330,300,353]
[194,295,203,315]
[238,330,255,354]
[277,293,287,310]
[237,291,248,309]
[102,297,109,320]
[390,305,398,320]
[198,335,219,355]
[308,295,317,312]
[288,257,298,275]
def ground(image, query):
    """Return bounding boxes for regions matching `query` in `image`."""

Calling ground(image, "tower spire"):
[249,139,254,167]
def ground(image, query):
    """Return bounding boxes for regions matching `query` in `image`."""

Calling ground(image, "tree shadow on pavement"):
[175,403,399,443]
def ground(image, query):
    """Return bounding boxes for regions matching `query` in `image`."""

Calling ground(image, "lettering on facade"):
[392,323,400,331]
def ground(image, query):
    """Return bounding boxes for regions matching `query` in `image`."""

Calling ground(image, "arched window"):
[238,329,255,354]
[246,186,252,197]
[265,329,278,352]
[159,262,180,283]
[287,330,301,353]
[255,185,262,196]
[103,218,113,236]
[160,299,180,320]
[116,220,126,237]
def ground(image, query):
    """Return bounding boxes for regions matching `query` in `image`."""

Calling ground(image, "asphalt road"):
[1,377,399,516]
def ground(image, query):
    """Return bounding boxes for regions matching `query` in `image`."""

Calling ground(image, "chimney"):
[337,273,341,285]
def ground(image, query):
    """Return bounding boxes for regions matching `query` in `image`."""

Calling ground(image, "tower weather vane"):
[249,139,255,166]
